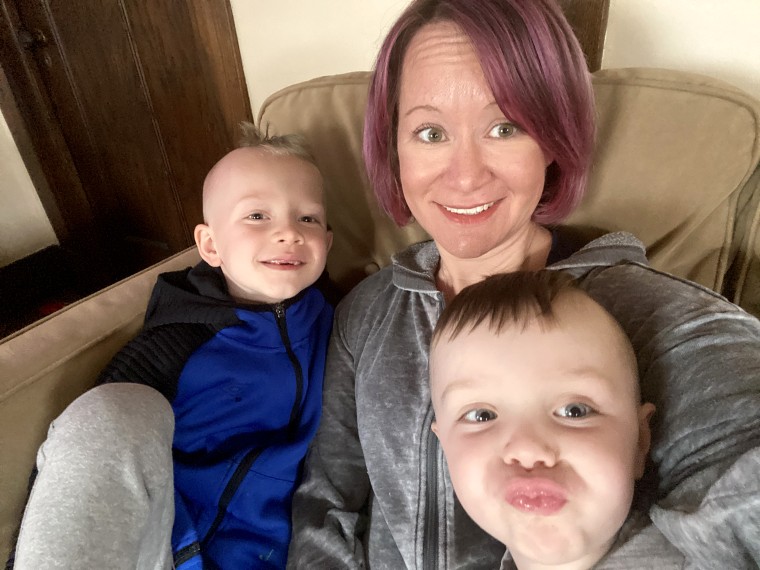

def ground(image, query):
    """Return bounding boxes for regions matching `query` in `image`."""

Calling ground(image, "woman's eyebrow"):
[402,104,439,117]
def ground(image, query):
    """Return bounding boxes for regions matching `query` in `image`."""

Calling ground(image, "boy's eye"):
[462,408,497,423]
[415,126,446,143]
[299,215,318,223]
[555,403,595,419]
[488,122,518,139]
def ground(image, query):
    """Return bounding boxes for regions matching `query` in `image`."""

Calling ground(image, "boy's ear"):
[194,223,221,267]
[634,403,656,479]
[431,420,439,438]
[326,229,334,253]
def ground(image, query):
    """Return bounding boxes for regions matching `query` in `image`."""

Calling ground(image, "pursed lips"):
[504,477,568,516]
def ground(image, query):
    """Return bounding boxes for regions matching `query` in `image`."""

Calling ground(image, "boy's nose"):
[501,424,558,469]
[274,222,304,244]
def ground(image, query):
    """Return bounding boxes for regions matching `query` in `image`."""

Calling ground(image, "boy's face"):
[430,293,654,569]
[195,148,332,304]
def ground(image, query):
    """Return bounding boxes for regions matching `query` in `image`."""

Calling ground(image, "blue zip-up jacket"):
[98,261,334,569]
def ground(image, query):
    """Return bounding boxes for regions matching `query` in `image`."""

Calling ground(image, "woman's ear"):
[194,223,221,267]
[634,402,656,479]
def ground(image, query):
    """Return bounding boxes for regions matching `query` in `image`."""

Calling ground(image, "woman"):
[288,0,760,568]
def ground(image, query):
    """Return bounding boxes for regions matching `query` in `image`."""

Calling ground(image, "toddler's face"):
[196,148,332,304]
[430,294,654,569]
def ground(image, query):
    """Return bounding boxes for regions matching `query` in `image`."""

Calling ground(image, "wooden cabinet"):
[0,0,251,282]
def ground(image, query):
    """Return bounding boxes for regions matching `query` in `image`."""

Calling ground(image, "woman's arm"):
[287,305,370,569]
[580,263,760,567]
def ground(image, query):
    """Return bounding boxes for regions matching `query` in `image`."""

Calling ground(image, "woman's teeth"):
[443,201,495,215]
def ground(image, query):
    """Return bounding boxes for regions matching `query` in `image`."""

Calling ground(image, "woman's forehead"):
[403,21,480,73]
[400,21,493,109]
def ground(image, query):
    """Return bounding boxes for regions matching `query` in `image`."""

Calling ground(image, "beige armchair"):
[2,66,759,560]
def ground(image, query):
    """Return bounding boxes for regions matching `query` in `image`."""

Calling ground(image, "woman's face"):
[397,22,552,261]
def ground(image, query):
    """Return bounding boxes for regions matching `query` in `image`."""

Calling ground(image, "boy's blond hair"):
[238,121,318,167]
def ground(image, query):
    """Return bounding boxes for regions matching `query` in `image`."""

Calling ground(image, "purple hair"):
[363,0,596,226]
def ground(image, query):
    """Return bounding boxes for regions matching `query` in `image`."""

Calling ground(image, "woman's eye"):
[415,126,446,143]
[555,403,595,419]
[489,122,518,139]
[462,408,497,423]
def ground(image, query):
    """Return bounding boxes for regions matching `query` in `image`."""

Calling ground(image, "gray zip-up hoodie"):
[288,233,760,569]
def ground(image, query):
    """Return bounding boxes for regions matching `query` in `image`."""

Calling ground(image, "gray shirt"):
[288,233,760,569]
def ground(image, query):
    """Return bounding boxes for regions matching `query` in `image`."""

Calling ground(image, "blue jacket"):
[99,261,334,569]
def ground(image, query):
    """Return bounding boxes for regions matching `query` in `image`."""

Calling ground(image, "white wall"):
[603,0,760,100]
[230,0,409,118]
[0,106,57,267]
[232,0,760,113]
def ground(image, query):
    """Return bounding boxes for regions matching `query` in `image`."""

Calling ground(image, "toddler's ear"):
[634,403,656,480]
[326,229,334,252]
[194,223,221,267]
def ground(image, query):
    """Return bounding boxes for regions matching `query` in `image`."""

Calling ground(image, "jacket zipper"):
[423,297,445,570]
[274,302,305,440]
[200,447,264,547]
[423,421,439,570]
[174,541,201,567]
[197,302,303,550]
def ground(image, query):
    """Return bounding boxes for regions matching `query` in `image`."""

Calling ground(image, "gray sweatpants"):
[14,383,175,570]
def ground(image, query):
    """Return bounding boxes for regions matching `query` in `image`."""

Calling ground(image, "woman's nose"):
[446,136,491,193]
[502,424,558,469]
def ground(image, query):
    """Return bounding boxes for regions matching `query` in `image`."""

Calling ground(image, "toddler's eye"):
[555,403,594,419]
[462,408,497,423]
[415,126,446,143]
[246,212,265,220]
[489,122,518,139]
[299,215,318,223]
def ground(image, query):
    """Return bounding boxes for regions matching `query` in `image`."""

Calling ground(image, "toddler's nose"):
[501,424,558,469]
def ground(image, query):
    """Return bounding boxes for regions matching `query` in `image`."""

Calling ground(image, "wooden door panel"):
[557,0,609,71]
[6,0,251,276]
[19,0,189,266]
[123,0,251,239]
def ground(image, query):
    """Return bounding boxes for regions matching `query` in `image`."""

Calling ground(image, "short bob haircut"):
[363,0,596,227]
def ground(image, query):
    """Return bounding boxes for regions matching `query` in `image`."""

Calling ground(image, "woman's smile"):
[436,199,502,224]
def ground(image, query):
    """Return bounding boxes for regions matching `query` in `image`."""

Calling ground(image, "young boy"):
[429,271,662,570]
[13,123,334,569]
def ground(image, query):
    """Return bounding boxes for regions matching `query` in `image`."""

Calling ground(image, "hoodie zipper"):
[197,302,304,550]
[423,413,439,570]
[200,447,264,548]
[274,302,305,439]
[423,297,445,570]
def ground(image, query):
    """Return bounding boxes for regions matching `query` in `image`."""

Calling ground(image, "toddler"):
[13,123,334,570]
[429,271,656,570]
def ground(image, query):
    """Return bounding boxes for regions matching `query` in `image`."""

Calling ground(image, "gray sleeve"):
[579,263,760,568]
[287,301,369,569]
